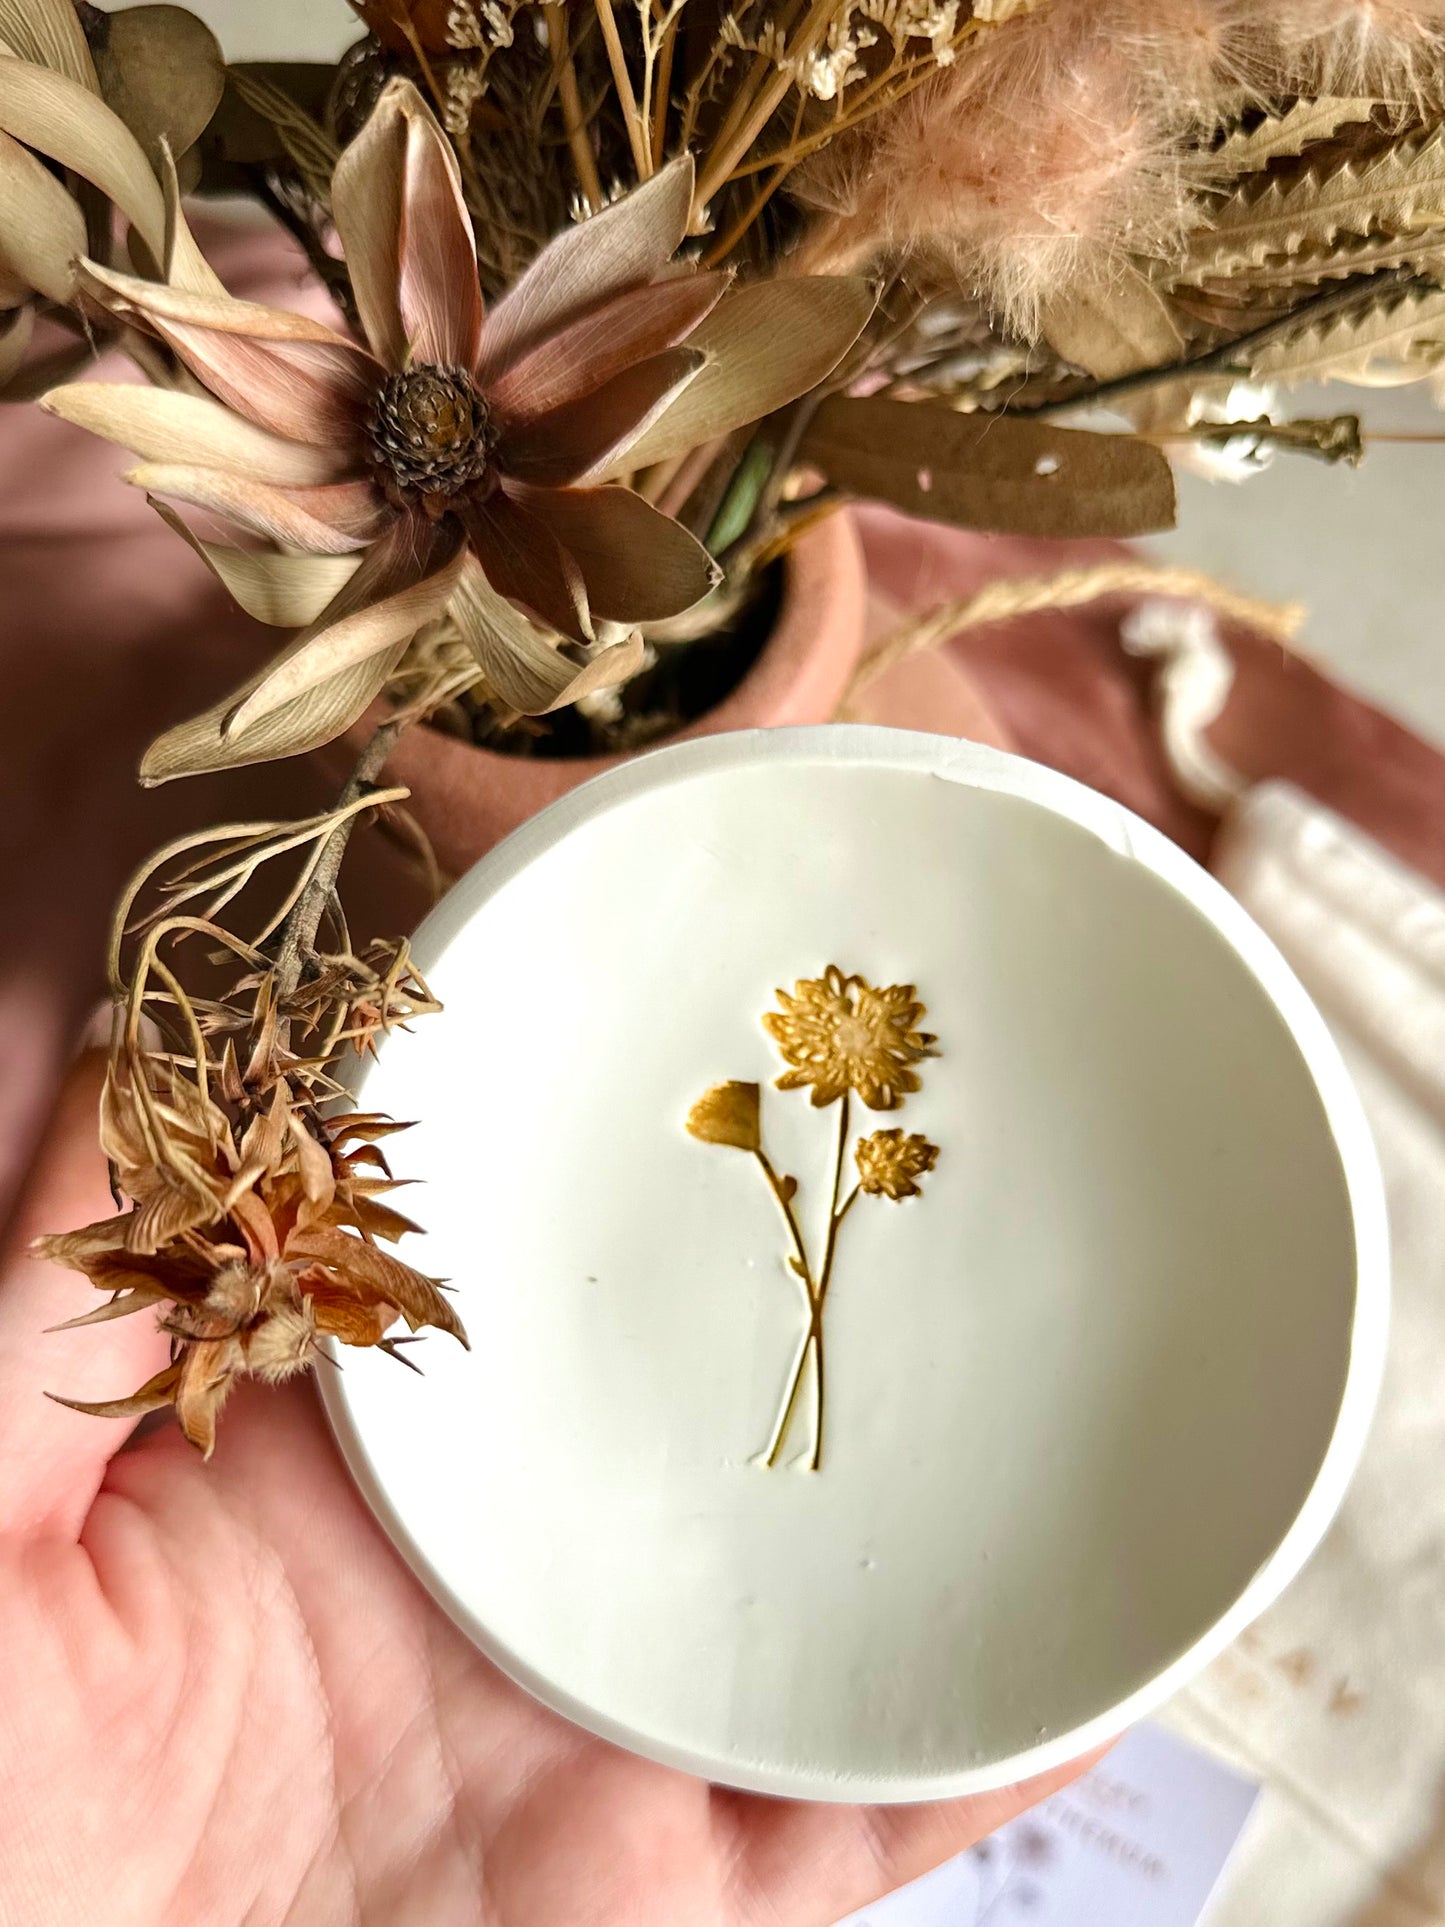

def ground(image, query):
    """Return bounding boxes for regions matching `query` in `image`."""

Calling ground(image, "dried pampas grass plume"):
[792,0,1235,333]
[790,0,1445,334]
[1260,1,1445,105]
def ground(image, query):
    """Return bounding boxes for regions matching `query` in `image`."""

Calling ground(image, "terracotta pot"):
[368,508,867,876]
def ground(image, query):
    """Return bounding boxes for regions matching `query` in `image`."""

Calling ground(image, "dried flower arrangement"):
[8,0,1445,1452]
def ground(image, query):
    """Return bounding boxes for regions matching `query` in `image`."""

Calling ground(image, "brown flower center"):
[367,365,494,509]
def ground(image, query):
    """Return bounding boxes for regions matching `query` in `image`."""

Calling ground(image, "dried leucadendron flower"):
[46,78,873,782]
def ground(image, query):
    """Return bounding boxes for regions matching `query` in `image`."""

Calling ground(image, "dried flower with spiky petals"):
[855,1128,939,1199]
[46,78,873,782]
[764,966,937,1110]
[37,1059,463,1457]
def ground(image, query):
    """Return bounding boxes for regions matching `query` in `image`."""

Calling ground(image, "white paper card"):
[834,1725,1260,1927]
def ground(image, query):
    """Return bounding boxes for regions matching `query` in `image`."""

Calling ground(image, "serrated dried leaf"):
[1197,228,1445,295]
[0,0,97,89]
[0,55,166,261]
[1214,98,1379,175]
[1248,283,1445,385]
[90,4,224,165]
[1040,263,1184,380]
[801,397,1177,539]
[1186,124,1445,282]
[686,1080,761,1151]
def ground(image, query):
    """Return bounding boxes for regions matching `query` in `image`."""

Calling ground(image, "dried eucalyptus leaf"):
[0,0,97,89]
[1214,98,1379,174]
[89,5,223,164]
[1249,283,1445,385]
[0,126,86,301]
[619,277,876,470]
[0,55,166,260]
[1040,263,1184,380]
[1186,124,1445,282]
[801,397,1177,539]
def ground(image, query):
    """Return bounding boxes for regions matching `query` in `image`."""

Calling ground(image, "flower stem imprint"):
[686,968,940,1472]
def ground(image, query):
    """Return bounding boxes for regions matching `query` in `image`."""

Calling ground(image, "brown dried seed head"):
[367,365,495,505]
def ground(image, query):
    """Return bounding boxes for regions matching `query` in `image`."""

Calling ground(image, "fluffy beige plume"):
[791,0,1445,333]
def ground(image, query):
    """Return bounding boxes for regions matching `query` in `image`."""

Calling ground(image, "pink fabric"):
[4,223,1443,1233]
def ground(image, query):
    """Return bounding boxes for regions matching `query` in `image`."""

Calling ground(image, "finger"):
[721,1749,1102,1927]
[0,1049,170,1540]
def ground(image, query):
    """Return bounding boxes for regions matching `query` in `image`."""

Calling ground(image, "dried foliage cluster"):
[3,0,1443,1447]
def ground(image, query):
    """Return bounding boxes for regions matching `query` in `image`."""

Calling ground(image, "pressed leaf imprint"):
[686,967,939,1471]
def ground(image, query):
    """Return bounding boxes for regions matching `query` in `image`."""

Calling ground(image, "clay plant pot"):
[366,508,867,877]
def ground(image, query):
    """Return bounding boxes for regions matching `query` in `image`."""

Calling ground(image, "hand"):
[0,1054,1086,1927]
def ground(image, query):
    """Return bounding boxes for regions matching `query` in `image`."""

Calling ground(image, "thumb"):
[0,1048,170,1540]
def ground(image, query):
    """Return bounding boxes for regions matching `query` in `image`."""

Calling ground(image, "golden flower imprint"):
[687,966,940,1471]
[763,965,935,1110]
[856,1129,939,1200]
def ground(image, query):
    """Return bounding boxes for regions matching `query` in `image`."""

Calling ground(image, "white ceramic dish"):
[321,726,1388,1803]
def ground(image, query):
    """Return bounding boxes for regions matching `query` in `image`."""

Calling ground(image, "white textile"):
[1166,781,1445,1927]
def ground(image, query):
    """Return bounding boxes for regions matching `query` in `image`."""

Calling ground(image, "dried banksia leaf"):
[1185,122,1445,280]
[1212,96,1380,174]
[1248,281,1445,383]
[1197,226,1445,292]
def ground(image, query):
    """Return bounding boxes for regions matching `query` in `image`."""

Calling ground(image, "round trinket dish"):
[322,726,1387,1803]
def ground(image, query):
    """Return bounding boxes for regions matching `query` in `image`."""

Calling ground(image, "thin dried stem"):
[274,717,411,1004]
[546,4,603,211]
[594,0,651,179]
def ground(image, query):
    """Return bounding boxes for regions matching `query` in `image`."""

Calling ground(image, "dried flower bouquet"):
[6,0,1445,1451]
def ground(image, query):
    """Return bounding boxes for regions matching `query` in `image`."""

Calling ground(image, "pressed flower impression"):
[687,967,940,1471]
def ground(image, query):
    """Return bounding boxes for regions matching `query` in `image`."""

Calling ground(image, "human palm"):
[0,1058,1081,1927]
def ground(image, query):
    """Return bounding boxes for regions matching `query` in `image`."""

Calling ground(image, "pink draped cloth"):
[4,223,1444,1231]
